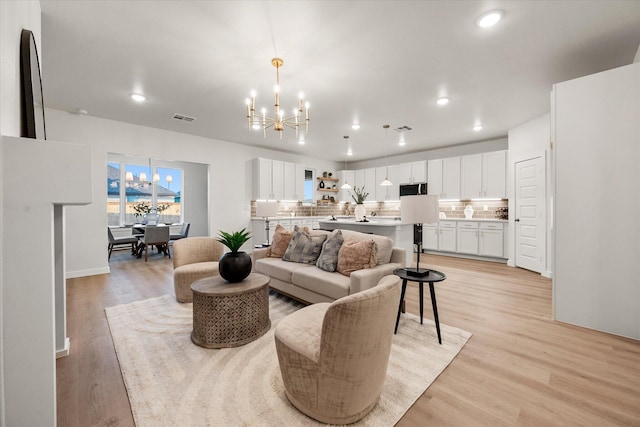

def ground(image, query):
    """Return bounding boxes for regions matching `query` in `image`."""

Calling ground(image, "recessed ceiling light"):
[436,97,450,106]
[74,108,88,115]
[476,10,503,28]
[351,123,360,130]
[130,93,146,102]
[473,124,483,131]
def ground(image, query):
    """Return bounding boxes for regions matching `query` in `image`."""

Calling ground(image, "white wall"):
[2,136,92,427]
[553,62,640,340]
[0,2,42,426]
[507,114,552,276]
[45,109,340,277]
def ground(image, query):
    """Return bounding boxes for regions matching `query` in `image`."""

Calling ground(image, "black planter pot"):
[219,251,252,283]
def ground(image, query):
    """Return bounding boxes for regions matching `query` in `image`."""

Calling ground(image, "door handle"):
[515,219,520,222]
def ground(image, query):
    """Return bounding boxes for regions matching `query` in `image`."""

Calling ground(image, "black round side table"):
[393,268,447,344]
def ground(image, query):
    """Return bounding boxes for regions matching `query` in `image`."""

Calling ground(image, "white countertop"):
[252,216,507,223]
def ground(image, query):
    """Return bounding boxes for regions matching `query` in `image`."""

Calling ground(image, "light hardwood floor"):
[57,251,640,426]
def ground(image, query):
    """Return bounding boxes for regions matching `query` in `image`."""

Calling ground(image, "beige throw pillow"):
[337,239,377,277]
[267,224,293,258]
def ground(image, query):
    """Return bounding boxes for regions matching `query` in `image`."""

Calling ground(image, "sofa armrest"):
[349,263,402,294]
[389,247,406,267]
[251,247,270,271]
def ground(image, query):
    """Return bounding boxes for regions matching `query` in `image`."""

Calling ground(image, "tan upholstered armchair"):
[172,237,223,302]
[274,275,401,424]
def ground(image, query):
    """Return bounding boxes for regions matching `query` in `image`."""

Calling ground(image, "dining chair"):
[138,225,171,261]
[170,222,190,242]
[107,227,139,260]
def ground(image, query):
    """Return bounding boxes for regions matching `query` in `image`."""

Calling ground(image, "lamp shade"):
[400,194,439,225]
[256,200,279,217]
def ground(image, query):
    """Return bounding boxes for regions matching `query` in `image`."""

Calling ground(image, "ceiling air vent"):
[394,125,412,132]
[172,113,196,122]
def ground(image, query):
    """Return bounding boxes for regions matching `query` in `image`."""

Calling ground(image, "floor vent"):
[172,113,196,122]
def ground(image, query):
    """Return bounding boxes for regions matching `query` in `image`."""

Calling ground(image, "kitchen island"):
[318,219,414,265]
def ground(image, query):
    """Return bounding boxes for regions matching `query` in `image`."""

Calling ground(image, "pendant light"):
[340,136,352,190]
[379,125,393,186]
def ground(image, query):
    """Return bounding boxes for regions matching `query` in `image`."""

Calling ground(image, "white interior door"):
[515,157,545,273]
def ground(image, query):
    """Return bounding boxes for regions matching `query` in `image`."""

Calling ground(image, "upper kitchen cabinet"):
[375,166,393,201]
[283,162,305,201]
[461,151,506,199]
[364,168,377,198]
[253,158,304,201]
[398,161,426,184]
[428,158,460,200]
[427,159,443,196]
[483,150,506,199]
[338,170,355,202]
[386,164,401,201]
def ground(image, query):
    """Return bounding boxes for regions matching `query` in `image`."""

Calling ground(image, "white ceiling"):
[39,1,640,161]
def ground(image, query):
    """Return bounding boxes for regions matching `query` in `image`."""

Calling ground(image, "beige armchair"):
[172,237,223,302]
[274,275,401,424]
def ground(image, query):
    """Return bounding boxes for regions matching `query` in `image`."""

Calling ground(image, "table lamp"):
[400,194,439,277]
[255,201,279,245]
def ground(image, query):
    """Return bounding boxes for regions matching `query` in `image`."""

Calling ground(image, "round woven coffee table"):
[191,273,271,349]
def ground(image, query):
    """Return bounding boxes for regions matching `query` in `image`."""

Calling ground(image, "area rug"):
[105,292,471,426]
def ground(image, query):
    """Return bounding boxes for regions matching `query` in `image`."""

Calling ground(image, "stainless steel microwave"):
[399,183,427,196]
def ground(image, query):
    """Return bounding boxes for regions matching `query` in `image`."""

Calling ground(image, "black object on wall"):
[20,28,47,139]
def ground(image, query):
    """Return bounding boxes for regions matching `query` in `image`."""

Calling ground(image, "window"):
[304,169,314,203]
[107,159,183,225]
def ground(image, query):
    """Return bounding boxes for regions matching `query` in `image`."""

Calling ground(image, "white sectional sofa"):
[252,228,406,304]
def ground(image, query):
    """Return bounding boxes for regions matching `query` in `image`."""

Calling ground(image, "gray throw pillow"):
[282,227,327,264]
[316,229,344,272]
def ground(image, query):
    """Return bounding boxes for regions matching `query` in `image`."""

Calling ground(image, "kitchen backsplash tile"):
[251,199,508,220]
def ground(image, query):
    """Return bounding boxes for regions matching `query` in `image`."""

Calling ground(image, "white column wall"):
[553,62,640,339]
[2,136,92,426]
[0,2,42,426]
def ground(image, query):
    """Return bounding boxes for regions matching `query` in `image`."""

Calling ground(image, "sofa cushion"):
[255,257,314,283]
[292,267,351,301]
[337,239,377,277]
[267,224,293,258]
[315,229,344,272]
[341,230,393,265]
[283,228,327,264]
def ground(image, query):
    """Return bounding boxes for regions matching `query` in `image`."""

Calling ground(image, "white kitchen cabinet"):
[439,223,457,252]
[387,164,401,200]
[411,160,427,183]
[423,226,438,250]
[253,158,274,200]
[283,162,305,201]
[483,150,506,199]
[457,222,479,254]
[397,162,412,185]
[354,169,365,190]
[271,160,285,201]
[478,222,504,257]
[253,158,306,201]
[375,167,389,201]
[339,170,355,202]
[461,154,483,199]
[461,151,506,199]
[364,168,377,197]
[427,159,443,197]
[428,157,460,199]
[423,221,456,252]
[443,157,461,200]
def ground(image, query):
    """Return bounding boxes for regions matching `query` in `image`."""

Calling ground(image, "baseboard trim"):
[56,337,70,359]
[423,250,508,264]
[66,266,110,279]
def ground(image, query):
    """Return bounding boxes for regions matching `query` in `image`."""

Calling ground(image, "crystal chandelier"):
[246,58,310,140]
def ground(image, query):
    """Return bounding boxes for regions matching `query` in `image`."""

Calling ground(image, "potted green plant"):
[351,186,369,221]
[217,228,253,282]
